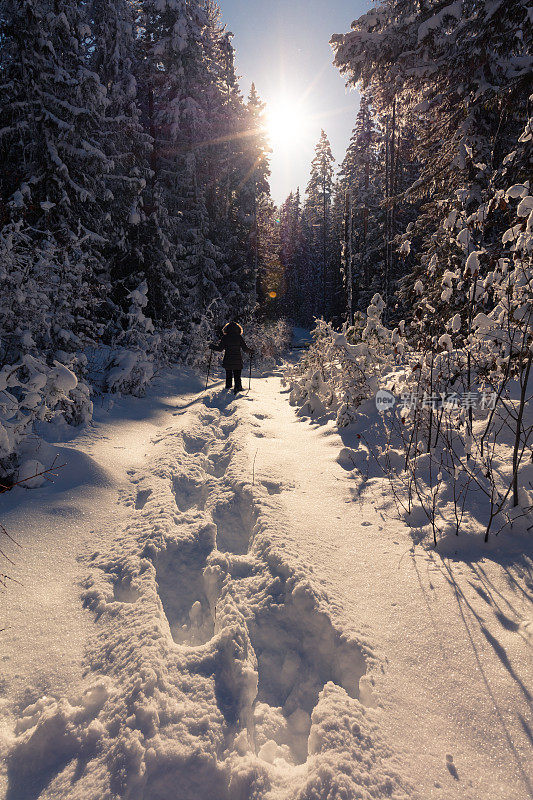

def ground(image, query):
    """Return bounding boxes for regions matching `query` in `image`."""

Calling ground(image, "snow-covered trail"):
[1,364,531,800]
[249,375,533,800]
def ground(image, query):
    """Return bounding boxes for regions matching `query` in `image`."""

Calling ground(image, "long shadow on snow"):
[414,549,533,798]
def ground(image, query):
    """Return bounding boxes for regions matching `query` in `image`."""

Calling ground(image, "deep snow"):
[0,356,531,800]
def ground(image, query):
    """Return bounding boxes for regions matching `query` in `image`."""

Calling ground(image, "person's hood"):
[223,322,243,336]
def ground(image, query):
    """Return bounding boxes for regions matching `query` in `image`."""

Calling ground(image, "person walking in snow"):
[209,320,254,394]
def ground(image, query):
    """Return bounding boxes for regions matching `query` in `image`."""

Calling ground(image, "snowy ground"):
[0,352,531,800]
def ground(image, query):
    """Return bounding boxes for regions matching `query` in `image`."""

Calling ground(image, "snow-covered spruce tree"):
[185,8,244,327]
[327,182,345,325]
[137,0,260,336]
[338,103,419,325]
[279,190,314,325]
[183,8,272,329]
[337,92,385,316]
[200,29,268,321]
[0,0,115,354]
[243,82,271,308]
[279,192,300,320]
[88,0,152,331]
[135,0,196,328]
[255,196,283,315]
[304,130,336,319]
[332,0,532,327]
[379,107,422,317]
[333,0,531,202]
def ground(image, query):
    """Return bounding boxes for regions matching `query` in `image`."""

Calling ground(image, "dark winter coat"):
[211,322,252,370]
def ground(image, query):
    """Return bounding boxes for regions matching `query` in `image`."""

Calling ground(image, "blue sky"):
[219,0,372,204]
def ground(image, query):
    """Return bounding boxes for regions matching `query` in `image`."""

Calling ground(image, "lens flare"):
[266,96,310,151]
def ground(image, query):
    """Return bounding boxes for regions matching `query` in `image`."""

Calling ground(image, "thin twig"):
[252,448,258,485]
[0,454,67,493]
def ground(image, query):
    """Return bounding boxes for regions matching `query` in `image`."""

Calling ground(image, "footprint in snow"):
[113,575,141,604]
[262,480,285,495]
[135,488,152,510]
[220,419,238,435]
[172,473,207,512]
[206,447,233,478]
[446,754,459,780]
[155,528,216,647]
[248,582,367,766]
[212,487,257,555]
[182,431,211,454]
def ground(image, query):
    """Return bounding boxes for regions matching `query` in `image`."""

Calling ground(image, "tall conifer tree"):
[304,130,335,318]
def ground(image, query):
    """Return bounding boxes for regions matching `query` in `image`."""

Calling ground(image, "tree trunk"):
[254,187,260,303]
[148,86,157,215]
[512,351,532,506]
[344,190,353,324]
[323,173,327,317]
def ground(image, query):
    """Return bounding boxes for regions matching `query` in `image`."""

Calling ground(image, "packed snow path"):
[1,365,531,800]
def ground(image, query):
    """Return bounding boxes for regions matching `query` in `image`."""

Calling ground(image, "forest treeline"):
[271,0,531,331]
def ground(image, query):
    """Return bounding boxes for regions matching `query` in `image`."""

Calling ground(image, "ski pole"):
[205,349,213,392]
[248,354,252,391]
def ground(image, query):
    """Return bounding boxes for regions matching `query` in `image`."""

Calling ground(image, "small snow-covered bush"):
[285,297,403,426]
[246,318,292,372]
[103,282,179,396]
[104,349,156,396]
[182,311,219,369]
[0,354,91,479]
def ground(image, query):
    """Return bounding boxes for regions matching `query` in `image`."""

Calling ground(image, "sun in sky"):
[265,95,313,153]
